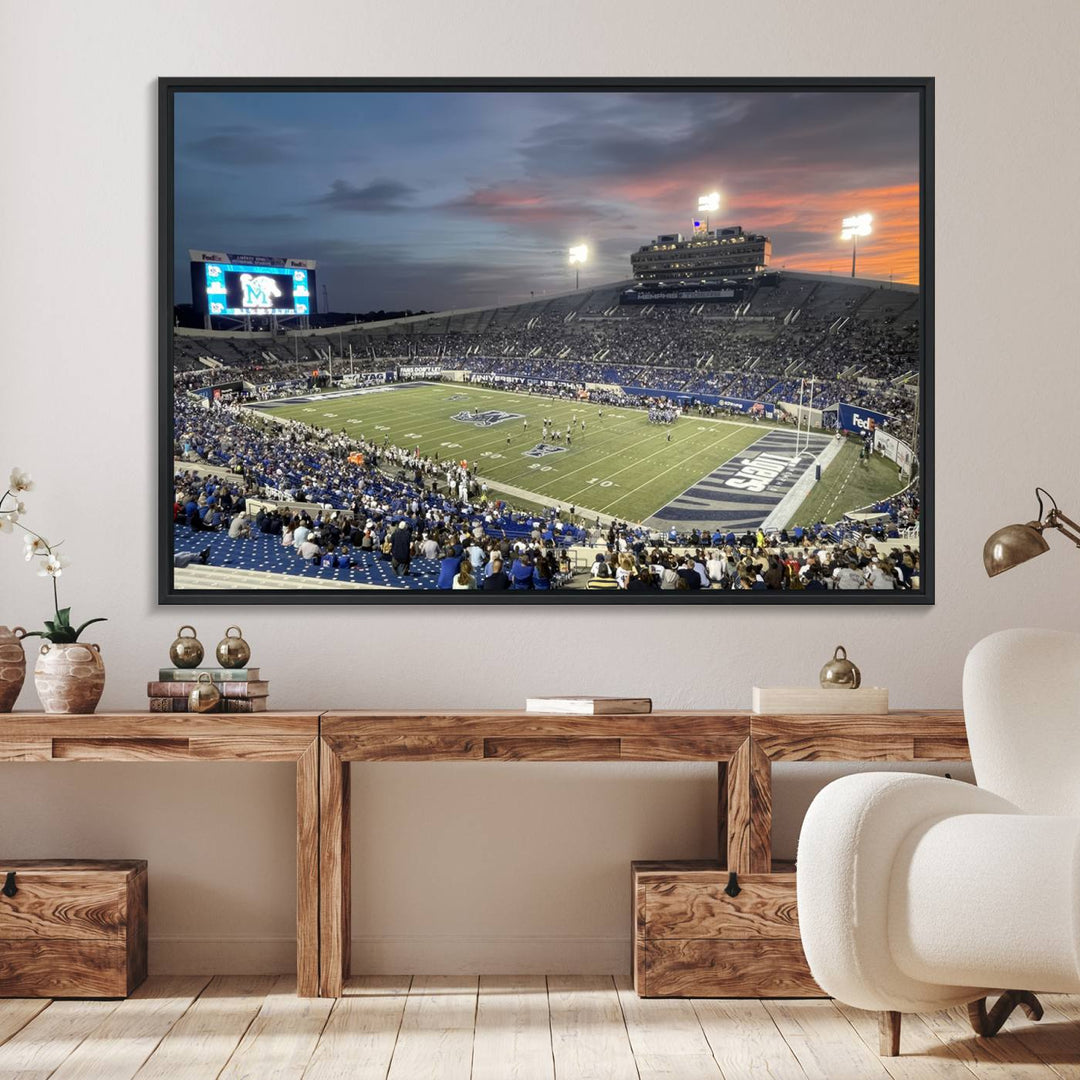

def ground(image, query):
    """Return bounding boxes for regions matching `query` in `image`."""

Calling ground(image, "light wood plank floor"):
[1,975,1078,1080]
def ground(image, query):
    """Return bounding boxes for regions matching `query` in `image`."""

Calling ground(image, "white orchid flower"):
[23,534,49,560]
[8,469,34,493]
[0,510,18,533]
[38,553,69,578]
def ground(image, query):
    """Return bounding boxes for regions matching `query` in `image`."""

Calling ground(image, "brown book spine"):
[147,697,198,712]
[222,698,268,713]
[147,681,269,699]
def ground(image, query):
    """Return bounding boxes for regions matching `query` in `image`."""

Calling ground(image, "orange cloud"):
[765,183,920,283]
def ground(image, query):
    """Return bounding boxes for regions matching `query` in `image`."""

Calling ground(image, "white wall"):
[1,0,1077,974]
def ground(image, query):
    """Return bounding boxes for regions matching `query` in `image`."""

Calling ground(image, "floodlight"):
[698,191,721,214]
[841,213,873,240]
[568,244,588,290]
[841,213,873,276]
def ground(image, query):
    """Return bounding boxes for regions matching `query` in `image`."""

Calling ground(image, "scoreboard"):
[189,250,316,317]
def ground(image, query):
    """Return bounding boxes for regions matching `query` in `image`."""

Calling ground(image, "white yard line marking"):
[600,428,779,518]
[574,425,750,512]
[824,452,863,519]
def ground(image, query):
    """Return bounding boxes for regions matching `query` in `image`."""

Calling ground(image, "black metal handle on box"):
[2,871,16,898]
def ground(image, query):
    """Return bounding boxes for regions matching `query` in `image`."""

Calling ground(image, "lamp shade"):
[983,522,1050,577]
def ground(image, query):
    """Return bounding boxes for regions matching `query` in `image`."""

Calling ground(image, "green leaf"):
[55,607,71,627]
[43,620,57,634]
[73,618,107,641]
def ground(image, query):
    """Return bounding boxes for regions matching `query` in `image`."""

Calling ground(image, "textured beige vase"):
[0,626,27,713]
[34,642,106,714]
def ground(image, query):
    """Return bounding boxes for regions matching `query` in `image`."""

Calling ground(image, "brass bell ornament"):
[820,645,861,689]
[169,625,204,669]
[215,626,251,669]
[188,672,221,713]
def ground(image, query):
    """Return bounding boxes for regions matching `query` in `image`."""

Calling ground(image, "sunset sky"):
[174,88,921,312]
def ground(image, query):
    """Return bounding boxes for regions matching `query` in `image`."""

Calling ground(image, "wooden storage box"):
[0,859,148,998]
[632,860,822,998]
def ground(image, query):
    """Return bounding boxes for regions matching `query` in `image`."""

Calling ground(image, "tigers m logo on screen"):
[450,409,523,427]
[240,274,283,308]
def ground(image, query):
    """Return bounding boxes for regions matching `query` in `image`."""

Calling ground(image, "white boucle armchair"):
[797,628,1080,1056]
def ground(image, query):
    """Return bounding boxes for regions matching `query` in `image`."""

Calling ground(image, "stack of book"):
[148,668,269,713]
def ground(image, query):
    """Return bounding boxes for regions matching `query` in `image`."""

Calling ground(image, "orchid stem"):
[11,519,51,552]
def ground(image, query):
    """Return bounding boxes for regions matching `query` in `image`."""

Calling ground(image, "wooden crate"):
[632,860,822,998]
[0,859,148,998]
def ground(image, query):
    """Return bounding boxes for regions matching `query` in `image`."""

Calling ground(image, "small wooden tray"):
[752,686,888,714]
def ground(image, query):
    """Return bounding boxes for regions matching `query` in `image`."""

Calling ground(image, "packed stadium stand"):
[171,269,922,591]
[174,271,919,416]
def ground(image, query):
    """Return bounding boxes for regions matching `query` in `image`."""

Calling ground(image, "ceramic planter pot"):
[0,626,27,713]
[34,642,106,714]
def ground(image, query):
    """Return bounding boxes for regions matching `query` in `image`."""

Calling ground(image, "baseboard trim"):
[149,936,297,975]
[149,934,630,975]
[351,934,630,975]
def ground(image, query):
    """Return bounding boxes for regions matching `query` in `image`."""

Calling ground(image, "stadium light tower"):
[698,191,721,231]
[841,213,873,278]
[568,244,589,290]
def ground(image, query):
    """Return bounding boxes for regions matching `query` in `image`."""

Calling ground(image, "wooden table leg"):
[726,738,772,874]
[296,738,320,997]
[319,738,351,997]
[717,760,728,869]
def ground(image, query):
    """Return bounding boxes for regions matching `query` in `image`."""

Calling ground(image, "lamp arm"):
[1048,509,1080,548]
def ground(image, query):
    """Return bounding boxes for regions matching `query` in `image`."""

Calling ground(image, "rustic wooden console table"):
[0,712,321,997]
[317,709,969,997]
[1,708,970,999]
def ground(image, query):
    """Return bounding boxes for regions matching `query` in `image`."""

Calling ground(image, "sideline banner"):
[835,401,894,434]
[623,386,775,418]
[874,428,916,474]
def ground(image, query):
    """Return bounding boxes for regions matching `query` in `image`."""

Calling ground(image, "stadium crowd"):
[172,397,590,557]
[173,392,920,592]
[175,302,918,420]
[170,274,922,592]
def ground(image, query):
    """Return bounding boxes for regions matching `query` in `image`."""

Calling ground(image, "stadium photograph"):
[161,78,931,602]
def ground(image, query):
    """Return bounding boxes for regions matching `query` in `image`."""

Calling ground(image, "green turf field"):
[257,382,772,524]
[784,440,908,530]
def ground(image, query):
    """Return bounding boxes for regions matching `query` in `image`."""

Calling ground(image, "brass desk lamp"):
[983,488,1080,577]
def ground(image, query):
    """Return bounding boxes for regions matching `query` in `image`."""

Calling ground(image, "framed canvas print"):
[160,77,933,604]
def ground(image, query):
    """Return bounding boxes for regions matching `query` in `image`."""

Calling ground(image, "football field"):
[253,382,826,529]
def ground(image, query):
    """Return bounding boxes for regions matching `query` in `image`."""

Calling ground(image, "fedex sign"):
[836,402,893,434]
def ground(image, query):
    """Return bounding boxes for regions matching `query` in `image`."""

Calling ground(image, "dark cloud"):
[517,92,917,187]
[184,125,295,166]
[313,178,415,212]
[227,212,306,226]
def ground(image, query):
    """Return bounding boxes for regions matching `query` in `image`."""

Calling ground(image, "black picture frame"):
[159,76,933,606]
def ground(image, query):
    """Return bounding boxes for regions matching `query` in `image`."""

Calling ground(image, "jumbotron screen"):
[190,251,316,317]
[204,261,308,316]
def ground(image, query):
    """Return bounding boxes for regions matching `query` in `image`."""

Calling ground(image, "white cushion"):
[889,812,1080,993]
[964,629,1080,816]
[797,772,1017,1011]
